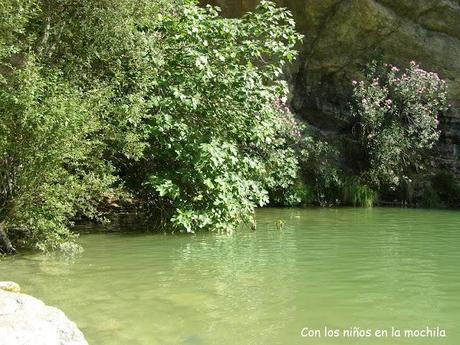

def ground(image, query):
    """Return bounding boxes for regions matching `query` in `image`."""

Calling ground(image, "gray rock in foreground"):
[0,283,88,345]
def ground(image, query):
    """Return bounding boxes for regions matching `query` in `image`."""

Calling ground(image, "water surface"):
[1,208,459,344]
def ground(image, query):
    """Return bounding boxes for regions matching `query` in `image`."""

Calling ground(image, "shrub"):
[351,60,449,188]
[420,183,442,208]
[297,135,342,206]
[431,171,460,207]
[0,63,116,252]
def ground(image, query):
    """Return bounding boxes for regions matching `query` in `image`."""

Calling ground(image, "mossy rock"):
[0,281,21,293]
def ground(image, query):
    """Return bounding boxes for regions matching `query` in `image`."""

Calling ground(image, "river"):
[1,208,459,344]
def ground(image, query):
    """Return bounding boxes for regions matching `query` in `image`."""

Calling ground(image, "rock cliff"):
[203,0,460,176]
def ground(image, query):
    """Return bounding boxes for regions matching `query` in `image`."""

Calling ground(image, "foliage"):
[296,134,377,207]
[430,171,460,207]
[297,134,342,206]
[141,1,303,232]
[272,179,314,207]
[0,0,303,251]
[351,60,449,188]
[0,0,172,251]
[27,0,178,160]
[0,62,117,252]
[0,0,35,63]
[420,183,442,209]
[340,177,377,207]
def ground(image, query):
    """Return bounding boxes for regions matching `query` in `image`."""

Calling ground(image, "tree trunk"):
[0,223,16,254]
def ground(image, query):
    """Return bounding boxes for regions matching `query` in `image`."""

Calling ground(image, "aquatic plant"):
[340,178,377,207]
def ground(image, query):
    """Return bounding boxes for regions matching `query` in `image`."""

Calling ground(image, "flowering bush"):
[351,61,449,187]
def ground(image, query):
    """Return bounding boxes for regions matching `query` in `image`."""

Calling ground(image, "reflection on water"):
[1,208,459,344]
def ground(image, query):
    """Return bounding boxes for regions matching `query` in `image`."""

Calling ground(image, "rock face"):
[203,0,460,176]
[0,283,88,345]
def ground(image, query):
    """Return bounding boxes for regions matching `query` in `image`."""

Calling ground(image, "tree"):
[138,1,303,232]
[0,0,134,253]
[0,61,118,253]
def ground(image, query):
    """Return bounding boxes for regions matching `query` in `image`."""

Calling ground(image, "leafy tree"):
[0,0,157,252]
[138,1,303,232]
[0,62,117,253]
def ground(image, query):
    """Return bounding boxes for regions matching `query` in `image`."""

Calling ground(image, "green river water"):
[1,208,459,345]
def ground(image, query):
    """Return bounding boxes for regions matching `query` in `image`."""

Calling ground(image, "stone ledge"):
[0,282,88,345]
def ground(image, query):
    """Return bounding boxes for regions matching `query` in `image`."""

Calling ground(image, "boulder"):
[0,282,88,345]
